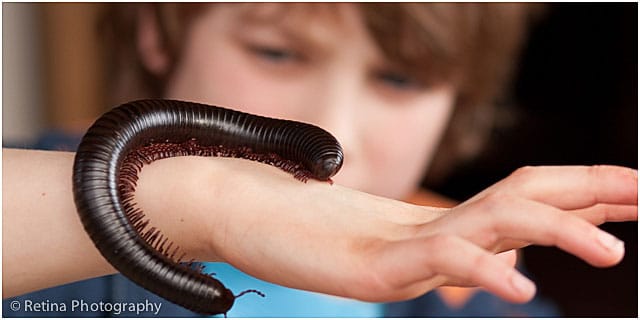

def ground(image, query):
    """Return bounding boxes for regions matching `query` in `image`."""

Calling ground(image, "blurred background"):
[2,2,637,317]
[423,3,637,317]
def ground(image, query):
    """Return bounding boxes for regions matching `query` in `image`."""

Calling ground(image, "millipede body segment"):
[72,99,344,315]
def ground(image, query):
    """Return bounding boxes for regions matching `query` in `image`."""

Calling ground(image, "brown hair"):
[100,3,541,176]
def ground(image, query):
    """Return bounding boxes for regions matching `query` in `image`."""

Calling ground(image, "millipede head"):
[209,286,236,316]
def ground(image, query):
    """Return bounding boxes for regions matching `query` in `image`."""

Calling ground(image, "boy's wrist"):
[135,155,227,263]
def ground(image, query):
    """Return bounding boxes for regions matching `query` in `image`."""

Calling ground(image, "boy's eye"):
[375,70,422,90]
[249,45,300,63]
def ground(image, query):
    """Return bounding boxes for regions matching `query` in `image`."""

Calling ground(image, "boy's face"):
[154,4,455,199]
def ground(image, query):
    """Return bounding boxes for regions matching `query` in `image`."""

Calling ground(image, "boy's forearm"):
[2,149,117,297]
[2,148,244,297]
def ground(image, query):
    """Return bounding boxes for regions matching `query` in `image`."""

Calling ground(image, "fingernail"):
[511,273,536,297]
[597,231,625,254]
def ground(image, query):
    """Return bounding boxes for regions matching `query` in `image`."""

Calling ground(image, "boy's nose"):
[310,72,362,157]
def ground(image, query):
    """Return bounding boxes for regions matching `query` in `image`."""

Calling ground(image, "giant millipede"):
[72,99,344,315]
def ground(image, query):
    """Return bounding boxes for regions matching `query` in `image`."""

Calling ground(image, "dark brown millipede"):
[72,99,344,315]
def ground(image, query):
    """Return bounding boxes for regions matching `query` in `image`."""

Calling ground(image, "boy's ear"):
[137,5,169,76]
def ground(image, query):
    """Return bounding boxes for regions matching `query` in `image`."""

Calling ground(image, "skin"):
[2,2,637,310]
